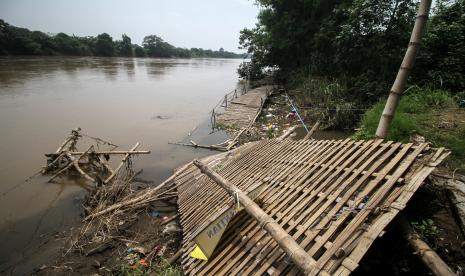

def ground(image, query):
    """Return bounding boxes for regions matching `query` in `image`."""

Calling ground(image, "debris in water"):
[42,128,150,185]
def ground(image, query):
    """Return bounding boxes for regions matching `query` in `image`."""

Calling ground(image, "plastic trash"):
[139,259,150,268]
[163,222,180,233]
[459,99,465,108]
[149,210,160,218]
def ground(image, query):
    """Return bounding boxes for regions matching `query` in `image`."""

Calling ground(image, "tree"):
[414,0,465,92]
[142,35,163,57]
[95,33,115,56]
[116,34,132,56]
[133,44,146,57]
[0,19,244,59]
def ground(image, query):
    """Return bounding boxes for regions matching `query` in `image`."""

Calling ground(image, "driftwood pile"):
[43,128,150,185]
[43,129,180,260]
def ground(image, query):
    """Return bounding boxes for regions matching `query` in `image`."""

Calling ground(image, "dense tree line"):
[0,19,243,58]
[239,0,465,103]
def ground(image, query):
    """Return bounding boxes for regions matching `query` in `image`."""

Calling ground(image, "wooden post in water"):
[211,108,216,129]
[376,0,432,138]
[193,159,316,275]
[304,120,320,140]
[224,94,228,109]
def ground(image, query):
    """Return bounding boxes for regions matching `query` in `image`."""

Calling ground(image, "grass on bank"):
[120,260,182,276]
[353,87,465,172]
[290,77,361,130]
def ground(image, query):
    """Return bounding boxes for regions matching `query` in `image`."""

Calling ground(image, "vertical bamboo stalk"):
[376,0,432,138]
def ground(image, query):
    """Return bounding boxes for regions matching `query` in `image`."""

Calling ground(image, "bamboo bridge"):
[173,137,449,275]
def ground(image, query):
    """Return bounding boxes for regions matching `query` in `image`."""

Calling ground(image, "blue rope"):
[284,92,309,133]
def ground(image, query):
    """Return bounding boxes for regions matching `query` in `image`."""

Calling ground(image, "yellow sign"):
[190,182,266,260]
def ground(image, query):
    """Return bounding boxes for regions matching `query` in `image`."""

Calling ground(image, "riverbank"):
[18,78,465,275]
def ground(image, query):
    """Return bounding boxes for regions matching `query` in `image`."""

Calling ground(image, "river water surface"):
[0,57,242,273]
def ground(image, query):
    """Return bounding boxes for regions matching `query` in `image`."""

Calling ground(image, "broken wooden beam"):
[193,159,316,275]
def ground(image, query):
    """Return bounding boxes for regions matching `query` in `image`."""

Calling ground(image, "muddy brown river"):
[0,57,242,274]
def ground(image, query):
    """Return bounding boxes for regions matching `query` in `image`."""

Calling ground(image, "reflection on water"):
[0,56,242,274]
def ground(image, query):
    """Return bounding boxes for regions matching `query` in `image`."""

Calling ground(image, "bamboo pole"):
[398,215,455,276]
[48,146,93,182]
[278,126,297,141]
[84,162,192,220]
[166,250,182,265]
[55,136,73,154]
[193,159,316,275]
[376,0,432,138]
[168,142,228,152]
[45,150,150,157]
[104,142,140,184]
[304,120,320,140]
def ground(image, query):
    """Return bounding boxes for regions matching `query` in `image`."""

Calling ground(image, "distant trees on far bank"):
[0,19,244,58]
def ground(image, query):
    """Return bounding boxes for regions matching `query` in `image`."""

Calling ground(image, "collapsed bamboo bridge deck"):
[216,85,273,129]
[173,138,449,275]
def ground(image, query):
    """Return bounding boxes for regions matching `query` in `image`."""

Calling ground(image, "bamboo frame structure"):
[175,138,449,275]
[193,159,317,275]
[43,129,150,185]
[376,0,432,138]
[104,142,140,183]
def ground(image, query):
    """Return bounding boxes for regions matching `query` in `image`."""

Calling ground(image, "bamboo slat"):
[174,138,449,275]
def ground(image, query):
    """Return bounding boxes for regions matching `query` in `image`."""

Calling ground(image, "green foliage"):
[354,87,465,171]
[240,0,465,105]
[95,33,115,56]
[0,19,244,59]
[290,76,361,129]
[133,44,146,57]
[120,264,150,276]
[117,34,133,56]
[237,61,264,80]
[411,219,440,245]
[119,259,182,276]
[157,264,183,276]
[414,0,465,92]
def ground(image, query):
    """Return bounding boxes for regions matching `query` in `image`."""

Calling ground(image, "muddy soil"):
[34,199,181,275]
[354,179,465,275]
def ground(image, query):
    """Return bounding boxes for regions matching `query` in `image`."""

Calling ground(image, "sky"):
[0,0,260,52]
